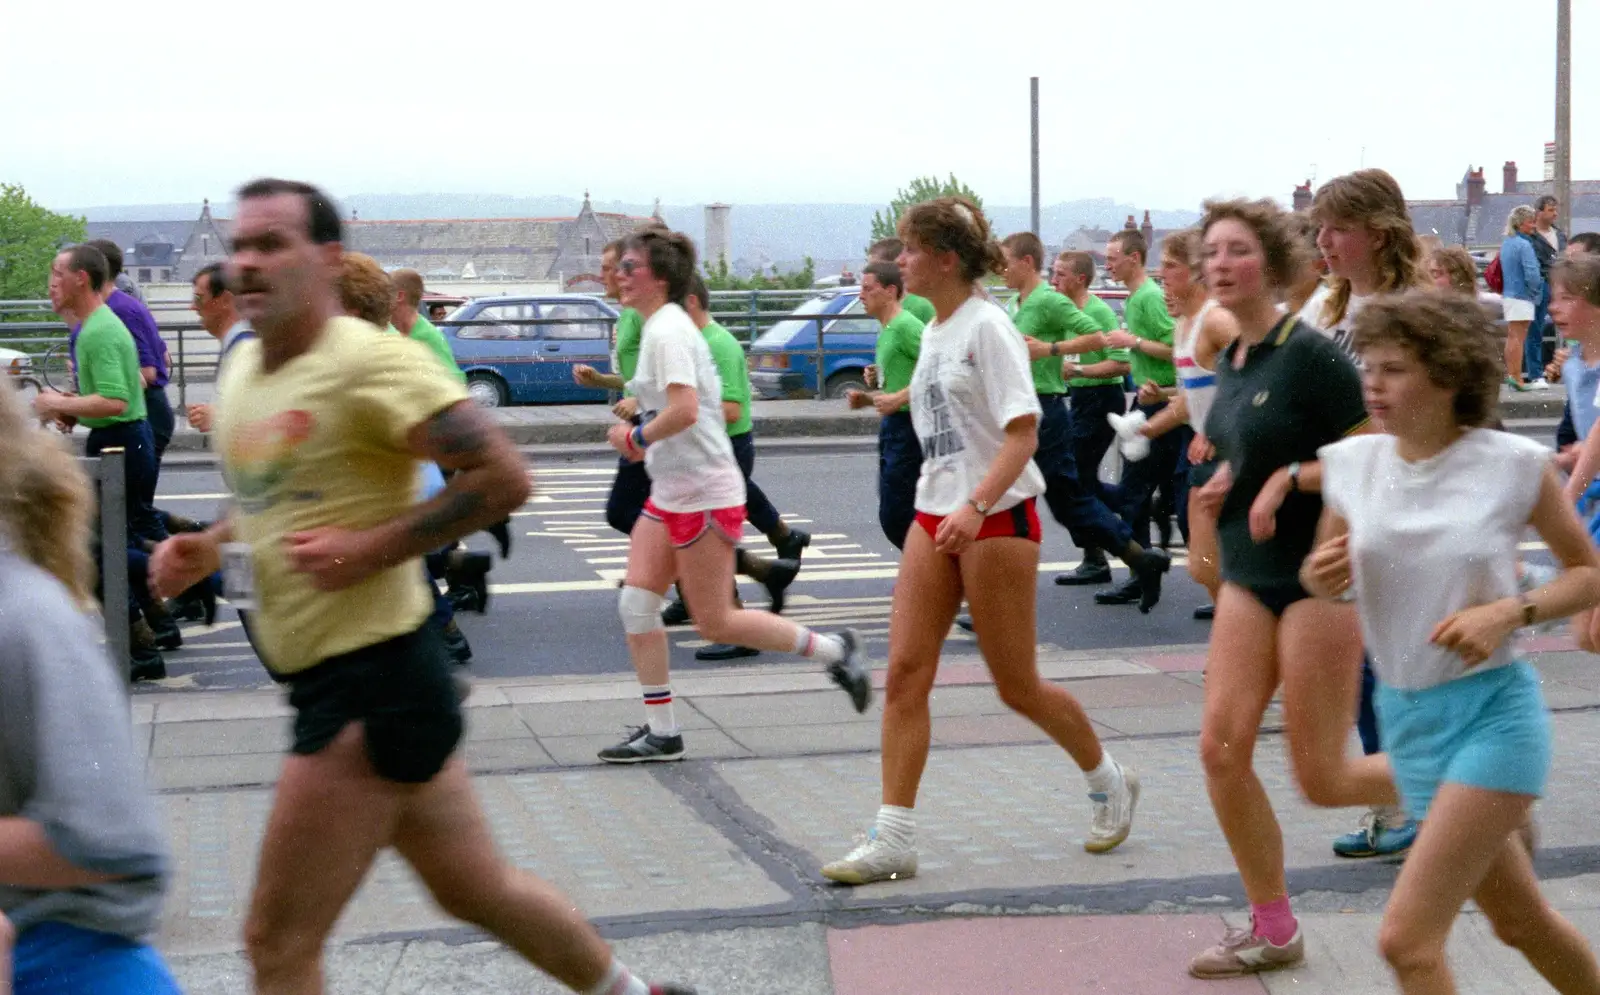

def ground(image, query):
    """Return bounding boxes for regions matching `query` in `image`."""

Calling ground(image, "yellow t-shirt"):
[215,316,470,675]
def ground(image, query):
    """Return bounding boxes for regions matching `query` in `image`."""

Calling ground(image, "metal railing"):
[78,450,131,685]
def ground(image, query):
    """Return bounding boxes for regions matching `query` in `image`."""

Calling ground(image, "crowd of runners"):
[3,169,1600,994]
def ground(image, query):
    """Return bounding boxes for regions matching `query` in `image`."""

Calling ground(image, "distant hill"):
[68,194,1199,269]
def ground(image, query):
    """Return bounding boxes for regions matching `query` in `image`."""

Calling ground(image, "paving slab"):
[514,697,714,738]
[827,915,1264,994]
[723,722,887,757]
[156,769,790,956]
[151,717,290,758]
[150,752,285,791]
[1053,673,1207,709]
[690,689,878,729]
[538,727,753,766]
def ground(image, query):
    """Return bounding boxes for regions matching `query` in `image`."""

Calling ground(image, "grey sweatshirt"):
[0,551,169,941]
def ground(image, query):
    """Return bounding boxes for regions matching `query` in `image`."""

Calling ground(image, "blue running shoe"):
[1332,808,1418,858]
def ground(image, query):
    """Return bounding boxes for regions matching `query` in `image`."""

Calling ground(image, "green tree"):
[0,184,85,302]
[703,254,815,291]
[869,174,984,244]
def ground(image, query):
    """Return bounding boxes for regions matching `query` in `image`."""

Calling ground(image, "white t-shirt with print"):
[628,303,745,513]
[1297,284,1367,359]
[1320,429,1547,691]
[910,296,1046,516]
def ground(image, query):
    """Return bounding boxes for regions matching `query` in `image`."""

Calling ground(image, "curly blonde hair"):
[1311,169,1424,327]
[0,385,93,604]
[1351,288,1503,427]
[338,252,395,328]
[899,197,1005,283]
[1428,246,1479,296]
[1199,198,1309,290]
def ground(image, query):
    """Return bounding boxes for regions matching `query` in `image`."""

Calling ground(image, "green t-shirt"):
[1069,294,1132,388]
[1125,280,1177,387]
[615,307,644,386]
[701,320,752,437]
[74,305,145,428]
[901,293,936,325]
[874,308,924,412]
[1010,285,1102,395]
[406,315,466,384]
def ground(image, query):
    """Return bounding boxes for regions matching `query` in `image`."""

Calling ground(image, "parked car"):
[441,294,619,407]
[747,286,1132,400]
[1,347,40,397]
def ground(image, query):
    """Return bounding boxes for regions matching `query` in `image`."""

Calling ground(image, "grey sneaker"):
[1188,923,1304,978]
[821,830,918,885]
[826,629,873,713]
[597,726,685,764]
[1085,763,1140,853]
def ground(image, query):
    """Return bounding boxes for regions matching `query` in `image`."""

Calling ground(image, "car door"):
[536,300,615,402]
[453,302,540,401]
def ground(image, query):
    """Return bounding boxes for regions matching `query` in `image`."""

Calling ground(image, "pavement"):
[71,382,1567,459]
[142,633,1600,994]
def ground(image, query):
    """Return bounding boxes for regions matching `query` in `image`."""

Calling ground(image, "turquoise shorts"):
[1376,660,1551,822]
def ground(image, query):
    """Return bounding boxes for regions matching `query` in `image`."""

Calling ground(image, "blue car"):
[442,294,619,407]
[748,289,879,399]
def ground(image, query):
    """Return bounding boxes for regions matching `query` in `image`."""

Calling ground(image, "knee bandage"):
[618,585,667,634]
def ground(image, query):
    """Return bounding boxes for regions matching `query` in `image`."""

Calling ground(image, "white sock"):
[1085,753,1120,795]
[642,684,678,737]
[585,959,649,995]
[793,628,845,664]
[874,804,916,849]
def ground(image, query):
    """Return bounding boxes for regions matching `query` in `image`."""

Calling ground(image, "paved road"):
[147,449,1230,692]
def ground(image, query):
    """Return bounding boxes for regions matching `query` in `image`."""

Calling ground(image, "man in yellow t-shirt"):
[150,178,695,995]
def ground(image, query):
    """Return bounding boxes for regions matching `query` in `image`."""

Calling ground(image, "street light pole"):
[1556,0,1572,232]
[1030,76,1041,238]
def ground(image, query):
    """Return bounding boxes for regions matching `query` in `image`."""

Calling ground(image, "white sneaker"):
[1528,378,1551,390]
[1085,763,1140,853]
[820,830,918,885]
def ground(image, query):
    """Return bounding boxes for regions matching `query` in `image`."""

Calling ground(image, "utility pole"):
[1030,77,1041,238]
[1555,0,1572,232]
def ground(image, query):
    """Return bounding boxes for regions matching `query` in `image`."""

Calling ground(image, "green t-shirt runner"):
[73,305,146,428]
[875,308,924,412]
[1010,285,1102,395]
[701,320,753,437]
[1124,280,1177,388]
[614,307,644,385]
[1069,293,1132,388]
[404,315,465,383]
[901,293,936,325]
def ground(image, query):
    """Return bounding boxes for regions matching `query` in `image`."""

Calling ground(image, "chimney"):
[1124,214,1137,230]
[1503,160,1519,195]
[704,203,731,269]
[1139,210,1154,247]
[1292,180,1313,212]
[1466,167,1486,208]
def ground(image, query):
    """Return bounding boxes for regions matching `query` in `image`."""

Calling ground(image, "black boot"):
[129,620,168,681]
[443,619,473,665]
[445,551,492,614]
[486,518,513,559]
[145,604,183,650]
[1193,603,1216,621]
[1125,543,1172,613]
[736,548,800,615]
[771,524,811,562]
[1056,548,1112,586]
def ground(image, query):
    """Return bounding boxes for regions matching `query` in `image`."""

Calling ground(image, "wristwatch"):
[968,497,991,515]
[1287,461,1302,492]
[1049,341,1060,357]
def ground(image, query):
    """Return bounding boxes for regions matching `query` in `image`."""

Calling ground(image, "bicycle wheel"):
[40,342,73,392]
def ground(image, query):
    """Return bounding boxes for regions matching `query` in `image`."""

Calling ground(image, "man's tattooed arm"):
[367,401,532,564]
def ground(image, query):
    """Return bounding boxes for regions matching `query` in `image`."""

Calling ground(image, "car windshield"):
[753,296,833,347]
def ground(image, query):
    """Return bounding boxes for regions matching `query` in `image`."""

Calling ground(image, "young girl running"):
[1187,197,1400,978]
[821,198,1138,885]
[1306,288,1600,995]
[601,228,870,763]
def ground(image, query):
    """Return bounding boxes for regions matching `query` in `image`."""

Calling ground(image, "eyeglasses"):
[618,259,645,275]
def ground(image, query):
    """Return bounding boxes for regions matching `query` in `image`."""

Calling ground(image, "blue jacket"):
[1499,233,1543,303]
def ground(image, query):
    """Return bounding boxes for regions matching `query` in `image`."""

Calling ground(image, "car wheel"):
[466,372,508,408]
[825,370,868,399]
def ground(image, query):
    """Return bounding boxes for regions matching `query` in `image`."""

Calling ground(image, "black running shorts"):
[285,621,463,784]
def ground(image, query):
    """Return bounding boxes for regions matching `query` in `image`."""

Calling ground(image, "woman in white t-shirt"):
[1305,289,1600,993]
[820,198,1138,887]
[599,229,871,764]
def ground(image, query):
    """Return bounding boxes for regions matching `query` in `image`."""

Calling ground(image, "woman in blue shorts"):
[0,382,180,993]
[1308,288,1600,994]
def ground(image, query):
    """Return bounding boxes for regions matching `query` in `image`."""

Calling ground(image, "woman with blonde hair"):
[0,386,180,993]
[1428,245,1480,296]
[1499,206,1545,390]
[1300,168,1425,356]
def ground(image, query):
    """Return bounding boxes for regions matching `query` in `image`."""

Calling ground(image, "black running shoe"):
[1135,548,1172,614]
[661,599,692,626]
[827,629,873,714]
[695,643,760,661]
[955,615,975,632]
[1055,560,1112,586]
[598,726,686,764]
[1193,603,1216,621]
[774,527,811,562]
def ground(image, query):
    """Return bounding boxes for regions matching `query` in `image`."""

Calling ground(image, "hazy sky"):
[9,0,1592,213]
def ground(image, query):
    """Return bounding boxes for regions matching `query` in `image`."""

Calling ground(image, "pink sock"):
[1250,896,1298,946]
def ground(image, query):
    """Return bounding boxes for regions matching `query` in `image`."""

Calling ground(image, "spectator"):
[1499,206,1544,390]
[1526,195,1570,384]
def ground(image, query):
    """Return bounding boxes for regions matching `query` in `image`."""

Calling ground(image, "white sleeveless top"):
[1174,299,1219,435]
